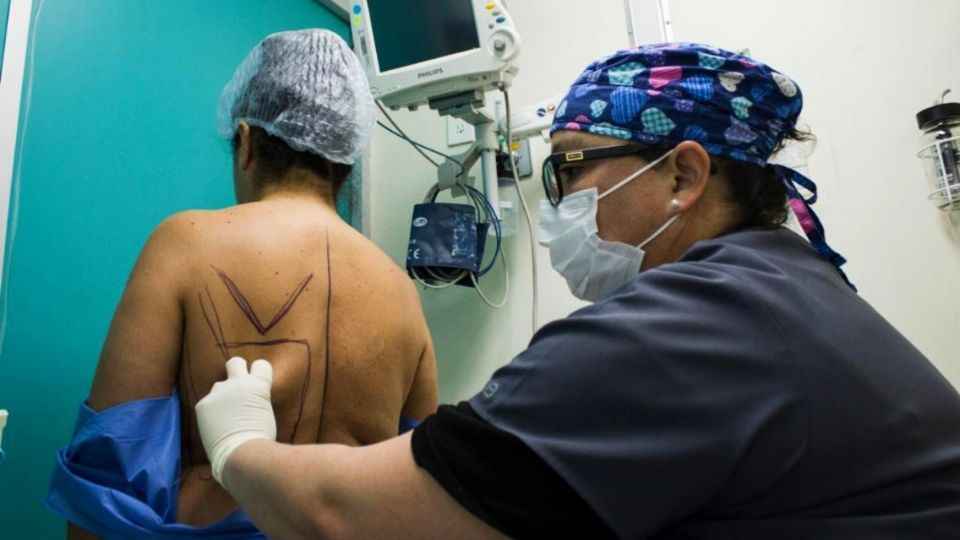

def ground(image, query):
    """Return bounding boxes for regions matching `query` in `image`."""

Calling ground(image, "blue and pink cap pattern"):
[552,43,853,288]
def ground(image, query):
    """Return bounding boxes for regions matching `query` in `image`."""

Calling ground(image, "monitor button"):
[496,16,507,23]
[488,29,518,61]
[352,4,361,14]
[486,2,496,10]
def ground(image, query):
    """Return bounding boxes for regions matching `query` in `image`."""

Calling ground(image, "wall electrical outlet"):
[447,117,476,146]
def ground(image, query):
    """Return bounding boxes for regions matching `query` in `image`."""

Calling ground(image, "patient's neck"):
[256,168,337,210]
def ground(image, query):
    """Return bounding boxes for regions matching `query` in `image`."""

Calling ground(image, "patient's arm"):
[401,339,439,422]
[67,524,103,540]
[88,214,187,411]
[68,216,187,539]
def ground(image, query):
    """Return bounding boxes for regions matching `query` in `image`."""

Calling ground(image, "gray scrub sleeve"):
[469,261,809,539]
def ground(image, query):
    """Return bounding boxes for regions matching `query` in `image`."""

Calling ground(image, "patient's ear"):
[236,121,254,172]
[232,121,257,204]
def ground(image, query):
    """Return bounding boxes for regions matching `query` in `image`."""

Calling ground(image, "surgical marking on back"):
[188,232,334,462]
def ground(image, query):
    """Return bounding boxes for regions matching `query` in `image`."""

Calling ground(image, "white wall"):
[0,0,32,294]
[667,0,960,384]
[367,0,645,402]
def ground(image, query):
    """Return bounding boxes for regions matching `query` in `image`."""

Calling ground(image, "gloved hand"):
[196,357,277,485]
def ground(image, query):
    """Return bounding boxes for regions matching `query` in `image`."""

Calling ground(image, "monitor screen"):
[368,0,481,73]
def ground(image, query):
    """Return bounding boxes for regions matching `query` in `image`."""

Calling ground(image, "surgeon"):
[195,44,960,539]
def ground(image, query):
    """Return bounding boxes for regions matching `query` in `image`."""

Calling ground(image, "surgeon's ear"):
[668,141,711,212]
[236,120,254,172]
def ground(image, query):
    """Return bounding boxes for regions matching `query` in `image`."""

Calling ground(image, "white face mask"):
[538,150,679,302]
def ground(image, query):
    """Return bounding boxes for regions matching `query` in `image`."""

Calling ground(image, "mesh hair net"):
[217,29,374,165]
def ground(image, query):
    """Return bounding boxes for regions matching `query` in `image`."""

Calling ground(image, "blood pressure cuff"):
[44,393,266,539]
[406,203,489,288]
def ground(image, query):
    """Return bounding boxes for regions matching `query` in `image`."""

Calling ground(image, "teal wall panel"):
[0,1,348,537]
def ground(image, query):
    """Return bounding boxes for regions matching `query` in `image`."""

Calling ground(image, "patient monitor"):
[350,0,558,318]
[351,0,559,228]
[352,0,541,215]
[351,0,520,109]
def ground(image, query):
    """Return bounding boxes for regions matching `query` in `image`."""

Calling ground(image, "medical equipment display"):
[351,0,520,110]
[353,0,554,328]
[0,409,8,463]
[917,90,960,212]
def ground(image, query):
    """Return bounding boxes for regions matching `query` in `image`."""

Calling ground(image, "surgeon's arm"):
[224,435,508,540]
[198,358,503,540]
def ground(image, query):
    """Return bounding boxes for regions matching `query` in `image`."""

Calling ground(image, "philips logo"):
[418,67,444,79]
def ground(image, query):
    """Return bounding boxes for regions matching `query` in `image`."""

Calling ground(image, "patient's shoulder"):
[126,210,209,294]
[147,209,217,251]
[134,209,241,287]
[155,208,233,238]
[146,207,268,261]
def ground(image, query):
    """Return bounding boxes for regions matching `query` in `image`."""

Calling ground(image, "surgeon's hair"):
[232,126,354,196]
[636,128,815,230]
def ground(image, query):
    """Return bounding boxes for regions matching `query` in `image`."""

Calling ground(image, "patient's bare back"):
[182,199,430,445]
[178,200,435,523]
[88,198,437,528]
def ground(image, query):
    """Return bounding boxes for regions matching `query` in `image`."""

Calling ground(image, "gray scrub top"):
[470,227,960,539]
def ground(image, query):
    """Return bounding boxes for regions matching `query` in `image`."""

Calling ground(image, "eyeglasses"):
[541,144,653,207]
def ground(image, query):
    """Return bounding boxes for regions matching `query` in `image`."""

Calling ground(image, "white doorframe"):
[624,0,673,46]
[315,0,349,20]
[0,0,33,290]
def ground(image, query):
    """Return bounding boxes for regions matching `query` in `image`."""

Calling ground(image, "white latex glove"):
[196,357,277,485]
